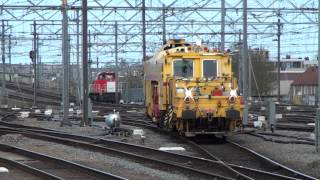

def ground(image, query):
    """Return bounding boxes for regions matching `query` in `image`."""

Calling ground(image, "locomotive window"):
[203,60,217,78]
[173,59,193,78]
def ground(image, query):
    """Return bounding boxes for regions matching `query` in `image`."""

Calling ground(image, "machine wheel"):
[158,106,173,129]
[157,111,165,128]
[164,105,173,127]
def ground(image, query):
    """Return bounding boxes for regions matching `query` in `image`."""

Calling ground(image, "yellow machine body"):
[144,39,243,137]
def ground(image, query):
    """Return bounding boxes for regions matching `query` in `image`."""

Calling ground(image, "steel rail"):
[178,136,305,180]
[248,132,314,145]
[0,111,316,179]
[0,156,62,180]
[0,127,244,180]
[0,143,125,180]
[0,120,308,180]
[102,116,317,180]
[226,140,317,180]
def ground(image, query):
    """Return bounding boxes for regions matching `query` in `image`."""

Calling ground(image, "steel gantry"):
[1,0,318,64]
[0,0,319,124]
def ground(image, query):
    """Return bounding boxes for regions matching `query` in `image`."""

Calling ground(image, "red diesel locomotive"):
[89,72,120,103]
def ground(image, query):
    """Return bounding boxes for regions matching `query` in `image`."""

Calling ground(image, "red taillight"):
[240,96,244,105]
[204,47,209,52]
[211,89,223,96]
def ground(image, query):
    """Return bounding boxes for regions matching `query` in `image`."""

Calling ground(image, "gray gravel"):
[229,133,320,178]
[0,161,39,180]
[8,117,320,178]
[9,118,202,157]
[0,134,192,180]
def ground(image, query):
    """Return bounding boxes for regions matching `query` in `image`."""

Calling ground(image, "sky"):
[0,0,318,66]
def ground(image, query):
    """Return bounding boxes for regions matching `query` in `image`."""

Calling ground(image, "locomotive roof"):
[146,39,228,64]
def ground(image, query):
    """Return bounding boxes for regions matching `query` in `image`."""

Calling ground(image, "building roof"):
[280,72,304,81]
[291,66,318,86]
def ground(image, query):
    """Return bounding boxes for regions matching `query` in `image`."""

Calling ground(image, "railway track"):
[0,156,55,180]
[248,132,314,145]
[101,113,317,180]
[5,82,77,102]
[0,122,247,180]
[189,137,315,180]
[250,103,316,132]
[0,107,316,179]
[0,142,124,180]
[8,94,61,107]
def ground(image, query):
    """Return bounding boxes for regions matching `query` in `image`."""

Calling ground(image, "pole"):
[268,100,275,132]
[89,30,91,67]
[61,0,71,126]
[142,0,146,62]
[238,30,242,93]
[248,48,251,97]
[277,18,281,102]
[76,9,81,106]
[162,4,166,45]
[115,21,119,104]
[318,0,320,107]
[88,30,92,84]
[221,0,225,52]
[316,108,320,152]
[8,34,11,82]
[1,20,7,106]
[81,0,89,126]
[33,20,37,107]
[36,34,40,88]
[96,57,99,69]
[317,0,320,152]
[242,0,248,126]
[68,34,72,88]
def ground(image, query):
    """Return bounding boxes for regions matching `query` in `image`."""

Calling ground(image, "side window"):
[173,59,193,78]
[203,60,217,78]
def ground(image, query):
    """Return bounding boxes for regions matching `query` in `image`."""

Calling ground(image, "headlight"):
[230,89,238,97]
[229,88,238,104]
[184,87,194,102]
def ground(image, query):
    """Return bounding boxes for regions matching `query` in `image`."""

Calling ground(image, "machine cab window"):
[203,60,217,78]
[173,59,193,78]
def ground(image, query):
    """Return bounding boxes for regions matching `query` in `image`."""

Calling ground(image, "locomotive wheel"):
[91,94,98,101]
[98,95,104,102]
[176,119,184,136]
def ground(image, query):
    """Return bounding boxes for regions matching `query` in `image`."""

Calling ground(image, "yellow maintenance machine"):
[144,39,243,137]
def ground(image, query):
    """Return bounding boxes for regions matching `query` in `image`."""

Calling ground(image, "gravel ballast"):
[0,133,193,180]
[7,118,202,157]
[3,116,320,178]
[229,132,320,178]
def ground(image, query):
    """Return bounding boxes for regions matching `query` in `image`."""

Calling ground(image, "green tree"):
[232,49,276,96]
